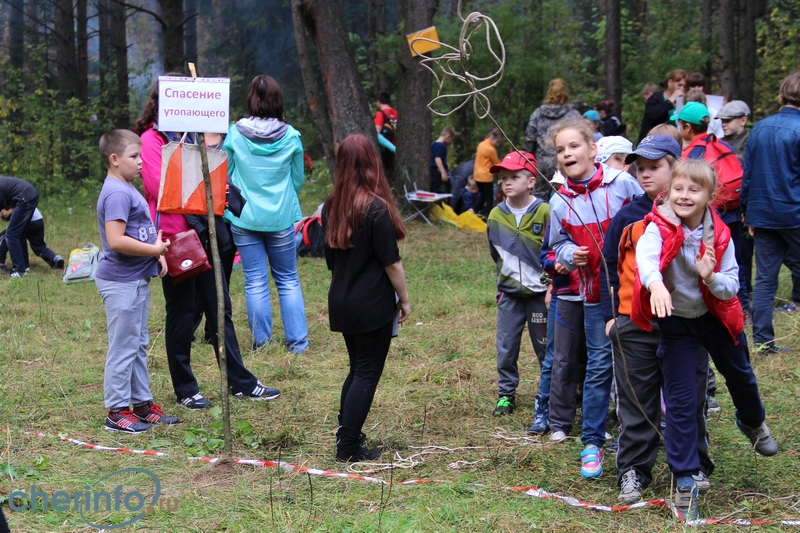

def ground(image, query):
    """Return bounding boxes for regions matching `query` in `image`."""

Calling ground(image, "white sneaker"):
[549,430,567,442]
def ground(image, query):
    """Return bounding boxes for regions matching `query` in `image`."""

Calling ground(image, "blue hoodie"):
[223,117,305,232]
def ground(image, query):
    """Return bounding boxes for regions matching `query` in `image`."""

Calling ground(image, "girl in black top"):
[323,134,410,463]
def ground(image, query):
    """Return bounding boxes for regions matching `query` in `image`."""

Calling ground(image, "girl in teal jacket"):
[223,75,308,354]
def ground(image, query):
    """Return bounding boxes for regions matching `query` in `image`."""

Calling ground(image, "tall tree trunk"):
[99,0,110,95]
[159,0,185,72]
[701,0,714,79]
[291,0,336,178]
[718,0,737,101]
[290,0,377,182]
[111,0,129,128]
[396,0,435,192]
[10,0,25,69]
[25,0,39,54]
[184,0,197,67]
[54,0,81,180]
[76,0,88,102]
[366,0,388,94]
[736,0,764,108]
[606,0,622,116]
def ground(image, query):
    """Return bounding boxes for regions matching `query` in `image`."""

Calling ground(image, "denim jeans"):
[752,227,800,345]
[537,297,558,399]
[231,225,308,353]
[582,302,614,447]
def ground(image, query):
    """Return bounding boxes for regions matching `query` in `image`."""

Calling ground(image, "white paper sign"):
[158,76,230,133]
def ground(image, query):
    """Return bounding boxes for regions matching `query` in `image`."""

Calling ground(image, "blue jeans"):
[582,302,614,447]
[537,296,558,399]
[752,227,800,345]
[231,225,308,353]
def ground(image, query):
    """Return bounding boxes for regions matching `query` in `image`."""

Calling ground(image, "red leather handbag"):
[164,230,212,285]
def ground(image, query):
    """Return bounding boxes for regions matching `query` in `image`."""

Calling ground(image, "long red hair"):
[325,134,407,249]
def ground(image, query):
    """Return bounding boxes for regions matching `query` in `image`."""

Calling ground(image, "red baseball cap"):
[490,150,537,175]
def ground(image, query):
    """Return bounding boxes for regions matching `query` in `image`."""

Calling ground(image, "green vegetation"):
[0,176,798,532]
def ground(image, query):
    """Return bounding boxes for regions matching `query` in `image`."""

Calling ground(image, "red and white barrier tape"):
[18,432,800,527]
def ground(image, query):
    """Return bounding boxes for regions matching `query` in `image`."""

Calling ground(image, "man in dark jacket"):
[742,72,800,353]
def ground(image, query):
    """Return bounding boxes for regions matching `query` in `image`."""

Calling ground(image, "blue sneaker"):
[580,444,604,478]
[527,394,550,434]
[674,477,700,521]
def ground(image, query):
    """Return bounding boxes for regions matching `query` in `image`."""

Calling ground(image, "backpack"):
[294,216,325,258]
[63,243,103,283]
[378,110,395,142]
[688,135,743,211]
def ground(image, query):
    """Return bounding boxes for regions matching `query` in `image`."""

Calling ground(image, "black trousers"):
[337,321,393,449]
[5,198,38,274]
[162,257,257,400]
[0,218,57,268]
[472,181,494,216]
[611,315,713,489]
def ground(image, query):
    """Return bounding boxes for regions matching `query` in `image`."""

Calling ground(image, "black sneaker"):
[133,402,180,425]
[754,342,790,355]
[336,446,382,463]
[234,381,280,401]
[52,255,65,269]
[706,395,721,413]
[492,395,515,416]
[105,410,152,434]
[177,393,212,410]
[735,419,778,456]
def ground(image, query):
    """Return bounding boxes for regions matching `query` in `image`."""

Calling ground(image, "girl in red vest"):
[633,159,777,520]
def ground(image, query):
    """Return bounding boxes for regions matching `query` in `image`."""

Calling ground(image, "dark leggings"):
[472,181,494,216]
[338,321,393,447]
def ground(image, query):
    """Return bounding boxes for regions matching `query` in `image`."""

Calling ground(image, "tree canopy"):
[0,0,797,188]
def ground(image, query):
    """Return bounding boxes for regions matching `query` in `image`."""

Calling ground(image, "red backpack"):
[684,135,743,212]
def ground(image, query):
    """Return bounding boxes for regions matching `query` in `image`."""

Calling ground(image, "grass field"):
[1,175,799,532]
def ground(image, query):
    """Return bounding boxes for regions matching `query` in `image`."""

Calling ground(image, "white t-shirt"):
[508,198,534,227]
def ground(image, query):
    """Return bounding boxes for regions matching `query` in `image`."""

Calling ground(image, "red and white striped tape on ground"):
[18,432,800,527]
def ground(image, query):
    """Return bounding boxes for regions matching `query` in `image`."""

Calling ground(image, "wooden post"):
[190,63,232,456]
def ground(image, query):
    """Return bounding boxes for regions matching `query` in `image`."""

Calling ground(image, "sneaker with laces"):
[549,430,567,443]
[234,381,280,401]
[580,444,604,478]
[674,477,700,521]
[105,410,152,434]
[692,471,711,492]
[177,393,212,410]
[618,470,643,503]
[706,395,721,413]
[133,402,180,425]
[754,342,789,355]
[492,395,515,416]
[8,271,23,279]
[527,394,550,434]
[52,255,65,269]
[735,419,778,456]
